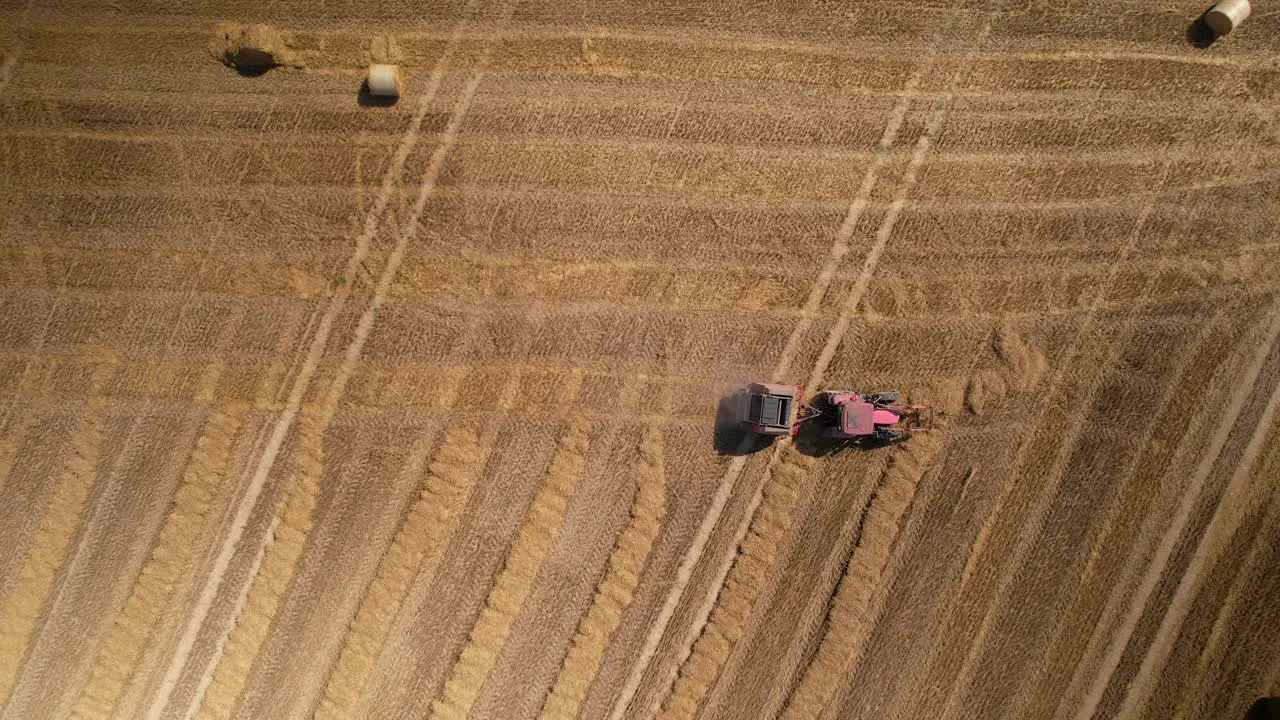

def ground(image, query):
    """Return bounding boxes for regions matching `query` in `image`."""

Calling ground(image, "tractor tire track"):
[187,411,327,720]
[934,159,1188,720]
[640,18,985,719]
[901,153,1176,720]
[606,63,924,720]
[1114,346,1280,718]
[1171,471,1280,720]
[1008,305,1230,720]
[1071,300,1280,720]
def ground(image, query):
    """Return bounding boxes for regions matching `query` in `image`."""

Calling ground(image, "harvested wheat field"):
[2,0,1280,718]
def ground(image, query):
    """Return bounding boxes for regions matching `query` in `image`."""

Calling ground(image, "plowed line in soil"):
[606,71,920,720]
[1010,306,1226,717]
[1115,355,1280,718]
[462,168,1239,214]
[5,280,1253,327]
[139,11,475,717]
[25,83,1219,112]
[934,159,1182,720]
[9,102,1228,144]
[68,404,247,720]
[539,423,666,720]
[19,19,1267,69]
[315,426,489,720]
[0,398,107,710]
[15,141,1274,202]
[2,128,894,163]
[19,172,1279,215]
[1173,450,1280,720]
[20,233,1274,276]
[1072,301,1280,720]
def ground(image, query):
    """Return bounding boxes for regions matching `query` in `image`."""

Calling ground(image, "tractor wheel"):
[867,391,900,405]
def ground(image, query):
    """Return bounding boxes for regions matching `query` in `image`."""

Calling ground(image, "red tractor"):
[809,390,933,445]
[742,385,932,446]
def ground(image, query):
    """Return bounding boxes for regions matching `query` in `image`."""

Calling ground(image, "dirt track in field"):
[2,0,1279,718]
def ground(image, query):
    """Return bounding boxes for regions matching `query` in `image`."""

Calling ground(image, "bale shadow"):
[358,80,399,107]
[1245,698,1280,720]
[232,63,272,77]
[1187,6,1220,48]
[220,48,277,77]
[714,390,775,455]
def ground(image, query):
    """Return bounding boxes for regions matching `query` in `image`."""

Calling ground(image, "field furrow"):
[2,2,1278,719]
[0,398,106,707]
[69,403,246,720]
[430,418,591,719]
[539,423,666,720]
[316,424,486,720]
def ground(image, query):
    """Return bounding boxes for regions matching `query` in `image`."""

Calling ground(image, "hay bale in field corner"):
[210,22,299,75]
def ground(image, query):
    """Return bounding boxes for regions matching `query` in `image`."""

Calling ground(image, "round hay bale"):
[367,64,403,98]
[1205,0,1250,35]
[210,22,295,74]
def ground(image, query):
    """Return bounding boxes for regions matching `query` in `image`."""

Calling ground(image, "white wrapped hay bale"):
[1205,0,1251,35]
[367,64,402,98]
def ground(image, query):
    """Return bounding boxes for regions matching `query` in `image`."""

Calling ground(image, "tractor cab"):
[832,399,904,438]
[815,391,934,444]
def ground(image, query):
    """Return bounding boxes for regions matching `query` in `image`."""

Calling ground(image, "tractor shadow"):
[358,80,399,107]
[1187,5,1221,48]
[714,390,775,455]
[793,419,851,457]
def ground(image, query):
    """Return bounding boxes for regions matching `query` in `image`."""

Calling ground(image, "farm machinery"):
[741,382,933,445]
